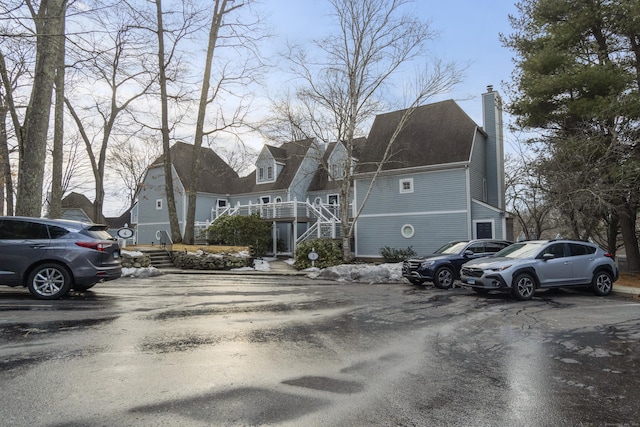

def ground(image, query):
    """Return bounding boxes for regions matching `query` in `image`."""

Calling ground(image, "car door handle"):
[30,244,47,249]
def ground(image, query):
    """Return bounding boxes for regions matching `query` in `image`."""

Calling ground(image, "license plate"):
[113,251,120,259]
[466,277,475,284]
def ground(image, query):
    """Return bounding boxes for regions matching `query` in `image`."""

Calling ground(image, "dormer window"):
[330,163,344,181]
[267,166,273,180]
[259,167,264,180]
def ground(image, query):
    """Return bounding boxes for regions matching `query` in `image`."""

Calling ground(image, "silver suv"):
[0,216,122,299]
[460,240,618,300]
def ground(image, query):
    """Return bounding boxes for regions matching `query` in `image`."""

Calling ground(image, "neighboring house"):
[60,192,134,240]
[134,86,511,257]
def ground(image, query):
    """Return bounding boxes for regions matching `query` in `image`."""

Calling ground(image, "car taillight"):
[76,241,112,252]
[605,253,615,259]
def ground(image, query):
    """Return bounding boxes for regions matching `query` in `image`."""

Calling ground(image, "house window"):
[261,196,271,204]
[314,197,322,205]
[399,178,414,194]
[328,194,339,205]
[330,164,343,180]
[156,199,163,210]
[401,224,415,238]
[259,167,264,181]
[275,197,282,203]
[267,166,273,180]
[217,199,227,208]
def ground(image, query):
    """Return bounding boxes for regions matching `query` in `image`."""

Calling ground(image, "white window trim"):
[274,196,282,203]
[155,199,163,210]
[261,196,271,204]
[399,178,414,194]
[401,224,415,238]
[327,194,339,205]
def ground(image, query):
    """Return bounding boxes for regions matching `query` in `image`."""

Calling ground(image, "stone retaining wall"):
[121,253,152,268]
[171,251,253,270]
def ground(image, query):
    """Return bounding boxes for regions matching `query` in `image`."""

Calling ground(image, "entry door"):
[476,222,493,239]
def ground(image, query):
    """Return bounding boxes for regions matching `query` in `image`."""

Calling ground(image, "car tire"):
[592,270,613,296]
[434,267,454,289]
[27,263,72,300]
[473,288,490,295]
[511,273,535,301]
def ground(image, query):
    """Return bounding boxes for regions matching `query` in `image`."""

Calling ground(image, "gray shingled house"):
[133,87,510,257]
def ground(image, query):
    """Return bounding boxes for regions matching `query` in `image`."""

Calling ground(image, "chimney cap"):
[487,85,493,92]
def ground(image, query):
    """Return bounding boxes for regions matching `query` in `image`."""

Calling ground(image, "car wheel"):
[473,288,490,295]
[27,263,72,300]
[409,279,424,285]
[511,273,535,301]
[592,270,613,296]
[434,267,454,289]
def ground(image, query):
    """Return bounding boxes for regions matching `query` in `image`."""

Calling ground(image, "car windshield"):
[435,241,468,255]
[494,242,546,259]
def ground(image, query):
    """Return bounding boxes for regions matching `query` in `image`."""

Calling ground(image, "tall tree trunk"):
[49,1,66,219]
[16,0,66,217]
[616,202,640,273]
[184,0,229,244]
[155,0,182,243]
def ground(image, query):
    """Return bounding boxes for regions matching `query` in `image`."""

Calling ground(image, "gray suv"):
[0,216,122,299]
[460,240,618,300]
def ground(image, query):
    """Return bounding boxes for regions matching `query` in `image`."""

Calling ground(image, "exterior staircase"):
[141,249,174,268]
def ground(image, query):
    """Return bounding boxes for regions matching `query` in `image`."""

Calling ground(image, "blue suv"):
[402,239,512,288]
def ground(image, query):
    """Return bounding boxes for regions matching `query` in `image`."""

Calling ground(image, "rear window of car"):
[82,225,114,240]
[0,220,49,239]
[568,243,596,256]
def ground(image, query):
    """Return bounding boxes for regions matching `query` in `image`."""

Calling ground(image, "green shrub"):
[294,238,343,269]
[207,214,271,256]
[379,246,416,262]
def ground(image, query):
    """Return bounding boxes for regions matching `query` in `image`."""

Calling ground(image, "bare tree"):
[64,2,154,222]
[12,0,67,216]
[107,133,162,209]
[182,0,266,244]
[282,0,462,261]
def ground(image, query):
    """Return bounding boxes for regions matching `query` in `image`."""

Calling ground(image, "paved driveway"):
[1,273,639,426]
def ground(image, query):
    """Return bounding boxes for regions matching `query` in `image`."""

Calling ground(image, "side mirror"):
[464,250,474,257]
[542,253,555,261]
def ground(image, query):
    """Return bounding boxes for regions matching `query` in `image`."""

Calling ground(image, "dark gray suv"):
[0,216,122,299]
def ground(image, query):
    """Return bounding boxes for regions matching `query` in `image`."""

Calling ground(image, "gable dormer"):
[255,145,284,184]
[327,142,347,181]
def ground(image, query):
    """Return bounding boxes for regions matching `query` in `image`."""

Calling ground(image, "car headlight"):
[420,260,435,268]
[488,265,512,272]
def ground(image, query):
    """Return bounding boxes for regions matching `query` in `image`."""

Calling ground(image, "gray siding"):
[354,168,470,257]
[355,212,469,257]
[471,200,506,240]
[468,130,487,202]
[356,168,468,216]
[136,165,185,244]
[289,144,322,202]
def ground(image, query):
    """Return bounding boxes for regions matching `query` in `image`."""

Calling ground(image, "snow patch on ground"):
[306,262,404,284]
[121,267,163,278]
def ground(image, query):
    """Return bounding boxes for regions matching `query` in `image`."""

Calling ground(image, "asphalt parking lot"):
[1,273,639,426]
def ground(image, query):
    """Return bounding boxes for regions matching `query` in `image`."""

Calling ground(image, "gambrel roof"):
[356,100,481,174]
[149,141,239,194]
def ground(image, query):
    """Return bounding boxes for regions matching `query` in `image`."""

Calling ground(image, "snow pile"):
[121,266,163,278]
[231,257,274,272]
[306,262,405,284]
